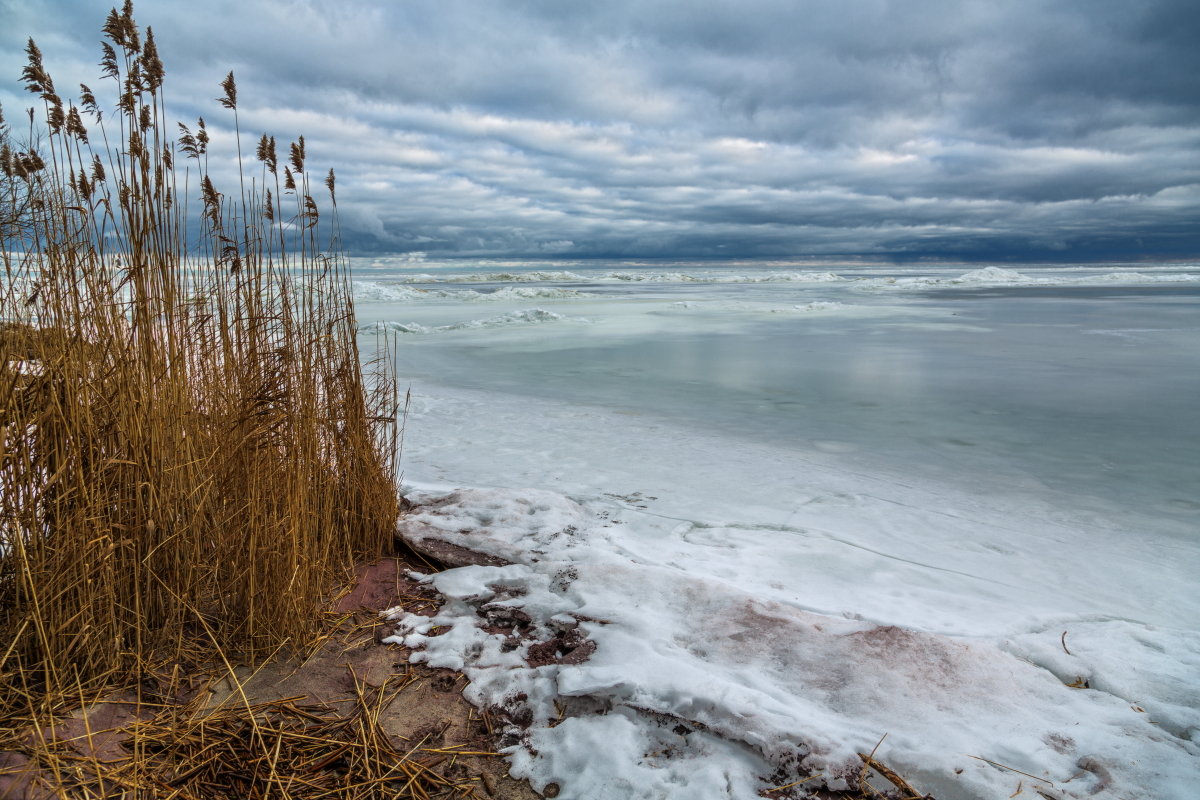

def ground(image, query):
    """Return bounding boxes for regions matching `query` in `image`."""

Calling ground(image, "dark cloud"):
[1,0,1197,260]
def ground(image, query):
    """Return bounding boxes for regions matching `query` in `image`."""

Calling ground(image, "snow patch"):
[361,309,581,335]
[793,301,844,312]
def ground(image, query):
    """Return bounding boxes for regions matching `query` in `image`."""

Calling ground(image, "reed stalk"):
[0,0,400,716]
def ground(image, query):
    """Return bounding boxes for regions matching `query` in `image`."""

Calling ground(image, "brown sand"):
[0,555,541,800]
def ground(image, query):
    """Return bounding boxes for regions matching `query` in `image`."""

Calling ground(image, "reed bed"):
[0,0,399,736]
[0,5,931,799]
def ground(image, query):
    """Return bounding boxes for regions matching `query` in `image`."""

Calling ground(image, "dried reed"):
[1,667,482,799]
[0,0,399,727]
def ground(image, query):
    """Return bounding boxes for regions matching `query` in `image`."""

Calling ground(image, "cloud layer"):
[2,0,1198,260]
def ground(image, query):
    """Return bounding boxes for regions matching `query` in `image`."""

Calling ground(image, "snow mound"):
[480,287,588,301]
[361,320,432,334]
[443,271,589,283]
[953,267,1028,283]
[353,281,447,301]
[601,271,703,282]
[445,308,576,330]
[728,271,846,284]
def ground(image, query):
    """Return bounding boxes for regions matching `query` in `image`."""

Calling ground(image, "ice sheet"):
[360,261,1200,799]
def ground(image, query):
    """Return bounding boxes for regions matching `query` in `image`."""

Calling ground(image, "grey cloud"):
[1,0,1197,260]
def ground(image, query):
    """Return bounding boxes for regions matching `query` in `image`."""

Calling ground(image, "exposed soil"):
[0,553,542,800]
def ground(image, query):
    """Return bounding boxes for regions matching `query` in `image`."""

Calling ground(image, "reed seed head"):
[21,38,54,98]
[219,71,237,110]
[142,27,164,91]
[66,105,88,142]
[99,41,119,79]
[290,137,306,173]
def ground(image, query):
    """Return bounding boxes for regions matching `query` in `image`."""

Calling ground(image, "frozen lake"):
[356,260,1199,537]
[353,259,1200,799]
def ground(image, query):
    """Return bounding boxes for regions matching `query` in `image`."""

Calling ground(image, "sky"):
[1,0,1198,262]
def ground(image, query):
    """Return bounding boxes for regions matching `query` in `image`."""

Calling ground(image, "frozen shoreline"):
[389,481,1199,800]
[383,379,1199,800]
[360,261,1200,799]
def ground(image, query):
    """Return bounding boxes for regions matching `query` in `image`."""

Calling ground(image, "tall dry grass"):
[0,0,399,717]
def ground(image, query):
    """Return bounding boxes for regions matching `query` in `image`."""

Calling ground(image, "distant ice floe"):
[429,271,590,284]
[600,270,846,284]
[481,286,590,301]
[857,266,1200,291]
[664,299,848,315]
[724,271,846,284]
[354,281,444,301]
[956,266,1027,282]
[599,271,701,282]
[792,300,844,312]
[353,280,589,302]
[365,270,848,286]
[360,308,582,335]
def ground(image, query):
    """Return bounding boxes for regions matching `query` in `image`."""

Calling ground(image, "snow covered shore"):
[387,483,1197,799]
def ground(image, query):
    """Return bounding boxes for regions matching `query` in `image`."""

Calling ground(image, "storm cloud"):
[2,0,1197,260]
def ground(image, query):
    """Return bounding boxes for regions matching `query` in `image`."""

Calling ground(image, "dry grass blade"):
[856,732,887,789]
[1,1,405,796]
[965,755,1054,786]
[856,752,926,799]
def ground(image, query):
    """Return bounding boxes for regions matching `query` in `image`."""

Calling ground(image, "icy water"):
[353,260,1200,799]
[353,260,1200,537]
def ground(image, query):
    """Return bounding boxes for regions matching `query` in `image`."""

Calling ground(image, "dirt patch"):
[0,554,541,800]
[407,538,515,569]
[525,629,597,668]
